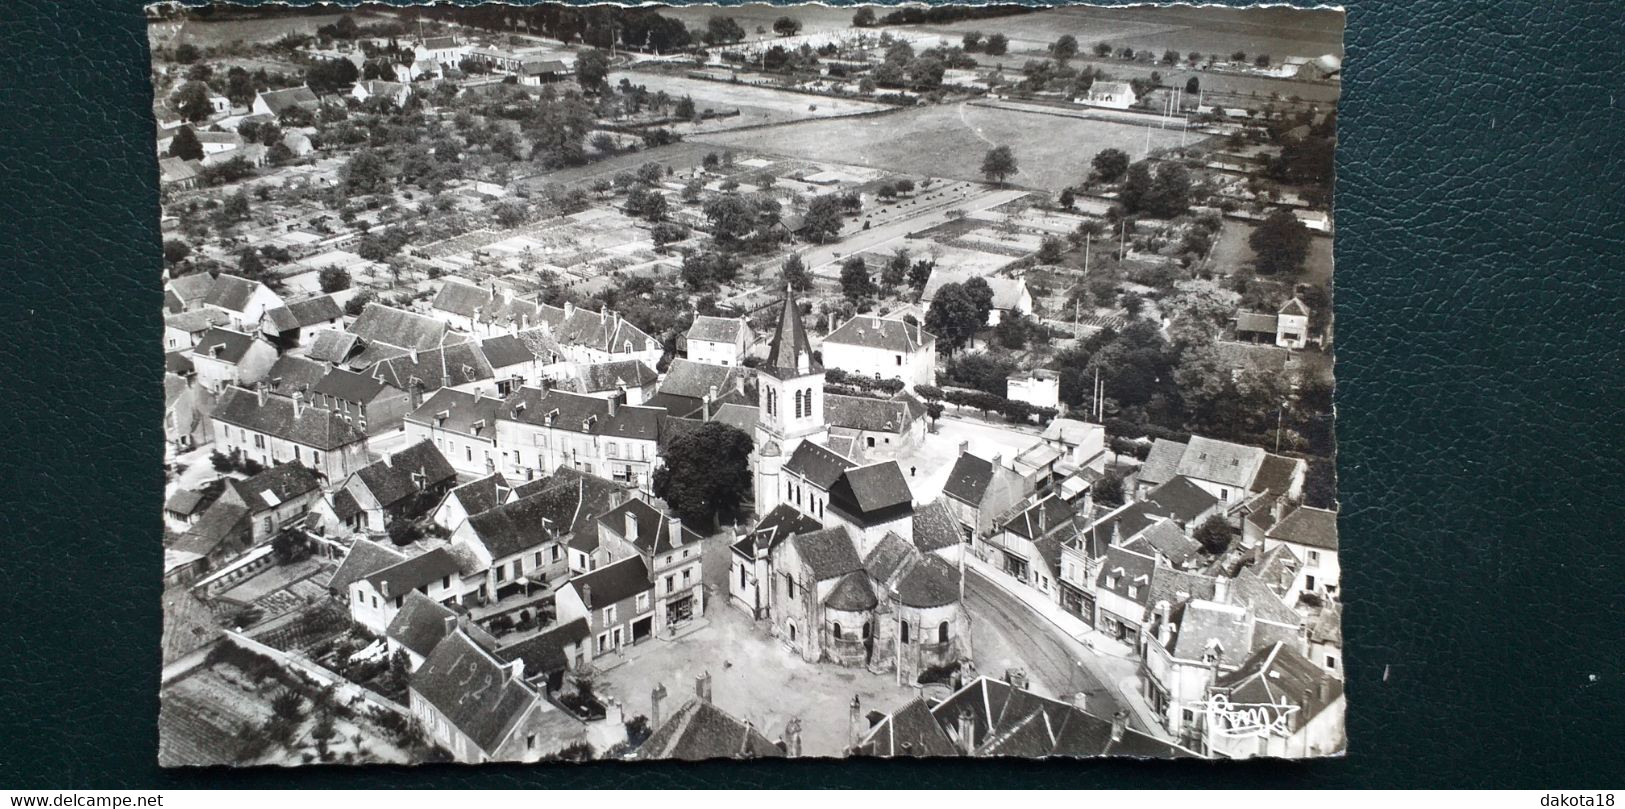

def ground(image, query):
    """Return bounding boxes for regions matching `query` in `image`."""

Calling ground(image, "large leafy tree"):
[653,421,754,529]
[175,81,213,123]
[981,145,1018,185]
[925,282,980,354]
[168,125,204,161]
[1250,208,1312,275]
[575,48,611,94]
[1091,148,1130,183]
[801,194,845,243]
[839,256,875,304]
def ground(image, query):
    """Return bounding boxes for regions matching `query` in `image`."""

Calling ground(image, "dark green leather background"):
[3,0,1621,789]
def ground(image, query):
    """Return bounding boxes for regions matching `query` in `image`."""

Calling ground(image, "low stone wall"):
[223,629,411,722]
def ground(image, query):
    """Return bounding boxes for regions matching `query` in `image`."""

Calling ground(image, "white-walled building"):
[822,315,937,389]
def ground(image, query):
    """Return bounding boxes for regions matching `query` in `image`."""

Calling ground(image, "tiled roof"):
[823,570,878,611]
[711,402,759,434]
[166,272,216,305]
[942,453,994,505]
[1095,546,1157,607]
[551,306,657,355]
[202,274,263,313]
[313,367,391,404]
[442,473,510,519]
[1146,476,1219,524]
[1168,600,1254,667]
[192,328,258,364]
[1236,312,1279,333]
[164,489,205,517]
[500,387,666,442]
[1267,506,1338,551]
[496,618,589,676]
[575,359,658,393]
[862,532,917,584]
[479,333,538,369]
[1137,439,1187,489]
[597,498,704,557]
[1137,519,1203,567]
[329,538,407,594]
[825,315,934,353]
[783,440,856,490]
[464,490,565,560]
[790,526,864,582]
[404,388,503,438]
[660,359,742,401]
[1000,496,1077,541]
[1178,436,1266,489]
[896,555,960,608]
[368,341,494,393]
[256,86,319,114]
[385,591,457,657]
[911,499,963,554]
[828,462,913,521]
[366,547,464,599]
[569,555,651,609]
[349,302,452,352]
[352,440,456,511]
[411,630,539,756]
[638,699,785,761]
[928,676,1191,759]
[824,394,916,434]
[165,307,232,335]
[858,698,959,757]
[233,463,321,512]
[1252,453,1304,496]
[165,350,195,376]
[264,295,342,332]
[213,386,367,451]
[171,500,249,557]
[685,315,746,343]
[265,354,329,395]
[737,503,822,556]
[306,330,361,364]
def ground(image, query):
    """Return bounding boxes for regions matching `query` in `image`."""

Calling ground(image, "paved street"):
[963,570,1122,719]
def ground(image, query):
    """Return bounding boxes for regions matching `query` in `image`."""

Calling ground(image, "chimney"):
[607,391,619,417]
[564,301,575,319]
[1155,600,1173,646]
[292,391,305,418]
[735,372,746,397]
[695,671,712,703]
[1110,711,1128,742]
[1072,692,1089,714]
[956,707,977,755]
[650,682,668,728]
[1111,519,1123,546]
[1317,679,1330,703]
[506,656,525,683]
[848,695,862,749]
[991,453,1002,469]
[1005,668,1029,690]
[1213,576,1230,604]
[958,440,969,456]
[827,312,835,333]
[670,516,684,546]
[624,508,638,541]
[581,583,592,611]
[256,385,266,407]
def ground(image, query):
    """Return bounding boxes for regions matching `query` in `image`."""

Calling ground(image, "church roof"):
[760,290,820,380]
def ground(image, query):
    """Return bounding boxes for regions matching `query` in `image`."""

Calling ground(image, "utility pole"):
[1120,219,1127,261]
[1276,403,1285,452]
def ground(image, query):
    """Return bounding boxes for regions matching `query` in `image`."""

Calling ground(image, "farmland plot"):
[612,71,890,133]
[699,101,1190,193]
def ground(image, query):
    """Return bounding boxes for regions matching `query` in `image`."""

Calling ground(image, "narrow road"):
[963,573,1120,718]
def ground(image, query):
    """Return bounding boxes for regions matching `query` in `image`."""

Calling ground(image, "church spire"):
[763,285,820,379]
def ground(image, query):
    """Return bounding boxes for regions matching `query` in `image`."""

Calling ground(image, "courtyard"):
[902,412,1047,506]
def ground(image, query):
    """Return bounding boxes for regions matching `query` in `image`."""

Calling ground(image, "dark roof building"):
[213,386,367,451]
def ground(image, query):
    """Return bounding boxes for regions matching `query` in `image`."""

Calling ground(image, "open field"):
[614,70,890,133]
[165,12,352,48]
[897,5,1343,64]
[699,101,1191,193]
[659,3,863,38]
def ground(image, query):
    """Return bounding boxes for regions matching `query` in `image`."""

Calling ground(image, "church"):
[729,290,969,680]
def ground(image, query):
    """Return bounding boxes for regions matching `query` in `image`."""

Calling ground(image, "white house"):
[684,315,753,367]
[821,315,936,389]
[211,385,371,482]
[1082,80,1137,109]
[1007,369,1060,409]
